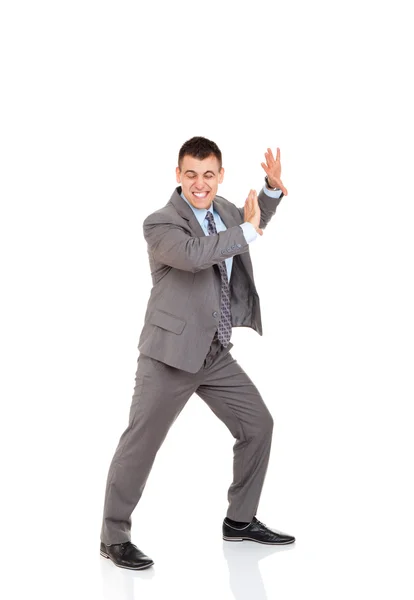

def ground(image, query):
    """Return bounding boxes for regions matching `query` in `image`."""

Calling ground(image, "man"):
[100,137,295,570]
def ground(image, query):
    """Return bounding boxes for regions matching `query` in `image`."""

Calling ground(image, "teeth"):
[194,192,207,197]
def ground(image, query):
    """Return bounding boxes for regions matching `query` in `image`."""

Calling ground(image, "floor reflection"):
[222,541,295,600]
[100,555,155,600]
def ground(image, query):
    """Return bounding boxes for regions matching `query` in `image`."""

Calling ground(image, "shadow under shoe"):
[100,541,154,570]
[223,517,295,545]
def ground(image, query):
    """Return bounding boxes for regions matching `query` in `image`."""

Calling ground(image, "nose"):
[194,176,205,189]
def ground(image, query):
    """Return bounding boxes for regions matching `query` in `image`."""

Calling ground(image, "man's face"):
[176,154,224,209]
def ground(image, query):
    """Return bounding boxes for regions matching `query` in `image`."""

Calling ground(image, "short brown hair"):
[178,136,222,169]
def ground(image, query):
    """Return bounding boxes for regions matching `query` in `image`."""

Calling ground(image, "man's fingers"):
[264,152,273,167]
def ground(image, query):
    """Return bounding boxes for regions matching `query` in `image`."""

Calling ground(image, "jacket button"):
[212,311,218,318]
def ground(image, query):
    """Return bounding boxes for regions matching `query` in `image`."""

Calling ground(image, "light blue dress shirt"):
[181,186,282,280]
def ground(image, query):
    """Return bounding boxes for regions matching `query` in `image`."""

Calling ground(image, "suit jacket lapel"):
[169,188,206,237]
[211,197,236,229]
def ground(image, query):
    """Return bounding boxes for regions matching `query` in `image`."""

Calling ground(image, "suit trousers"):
[100,337,274,545]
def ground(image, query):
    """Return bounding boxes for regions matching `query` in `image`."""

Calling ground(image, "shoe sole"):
[100,550,154,570]
[222,536,295,545]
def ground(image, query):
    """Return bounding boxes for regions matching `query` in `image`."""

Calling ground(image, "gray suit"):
[138,187,282,372]
[100,186,283,545]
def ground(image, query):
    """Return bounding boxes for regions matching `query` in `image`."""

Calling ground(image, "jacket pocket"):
[150,309,186,335]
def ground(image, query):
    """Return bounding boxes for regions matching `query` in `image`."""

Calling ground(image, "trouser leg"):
[100,354,197,545]
[196,350,274,522]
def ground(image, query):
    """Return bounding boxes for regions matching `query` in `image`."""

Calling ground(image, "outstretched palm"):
[261,147,288,196]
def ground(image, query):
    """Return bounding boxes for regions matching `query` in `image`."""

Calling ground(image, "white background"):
[1,1,413,599]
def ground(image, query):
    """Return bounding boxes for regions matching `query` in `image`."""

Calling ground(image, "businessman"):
[100,137,295,570]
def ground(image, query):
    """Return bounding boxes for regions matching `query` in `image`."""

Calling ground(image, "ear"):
[218,167,225,184]
[175,167,181,183]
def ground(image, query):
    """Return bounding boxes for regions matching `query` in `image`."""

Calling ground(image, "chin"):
[191,193,212,207]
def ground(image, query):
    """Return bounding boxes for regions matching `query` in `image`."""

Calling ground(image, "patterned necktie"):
[205,210,232,347]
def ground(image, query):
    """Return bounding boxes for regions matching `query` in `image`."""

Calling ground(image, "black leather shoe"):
[223,517,295,545]
[100,541,154,570]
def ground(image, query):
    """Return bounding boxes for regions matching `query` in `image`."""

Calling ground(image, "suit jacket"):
[138,186,283,373]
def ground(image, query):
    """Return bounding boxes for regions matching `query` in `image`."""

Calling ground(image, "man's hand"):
[244,189,263,236]
[261,147,288,196]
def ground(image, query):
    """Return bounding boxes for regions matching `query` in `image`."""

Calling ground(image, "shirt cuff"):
[262,185,283,199]
[240,222,258,243]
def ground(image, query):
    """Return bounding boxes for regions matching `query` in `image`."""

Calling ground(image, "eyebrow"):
[184,170,216,175]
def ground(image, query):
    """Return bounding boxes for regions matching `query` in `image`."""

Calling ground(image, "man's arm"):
[259,186,284,229]
[143,215,249,273]
[237,186,283,233]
